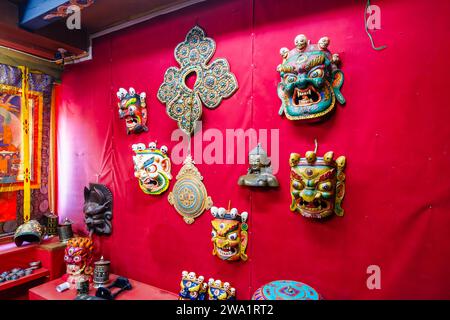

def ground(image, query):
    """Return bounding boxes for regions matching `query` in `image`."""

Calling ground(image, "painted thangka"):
[0,64,53,233]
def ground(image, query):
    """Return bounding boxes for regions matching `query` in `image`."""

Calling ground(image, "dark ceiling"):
[2,0,205,60]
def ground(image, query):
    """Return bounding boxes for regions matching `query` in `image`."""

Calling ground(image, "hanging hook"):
[365,0,387,51]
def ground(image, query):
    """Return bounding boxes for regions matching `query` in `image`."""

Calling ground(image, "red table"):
[29,274,178,300]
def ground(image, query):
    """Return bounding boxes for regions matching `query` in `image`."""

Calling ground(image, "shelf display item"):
[132,142,172,195]
[178,271,208,300]
[252,280,321,300]
[207,278,236,300]
[93,256,111,288]
[44,212,58,236]
[116,87,148,135]
[57,218,74,242]
[14,220,45,247]
[238,143,279,188]
[63,237,94,289]
[277,34,345,121]
[210,205,248,262]
[0,263,38,284]
[289,141,346,218]
[157,25,238,135]
[83,183,113,236]
[168,155,212,224]
[95,277,132,300]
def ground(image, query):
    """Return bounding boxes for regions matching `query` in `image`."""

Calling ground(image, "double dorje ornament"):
[158,26,238,135]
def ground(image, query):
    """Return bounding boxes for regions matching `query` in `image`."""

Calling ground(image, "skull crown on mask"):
[277,34,345,121]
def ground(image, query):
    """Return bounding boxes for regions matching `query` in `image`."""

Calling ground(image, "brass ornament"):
[168,155,213,224]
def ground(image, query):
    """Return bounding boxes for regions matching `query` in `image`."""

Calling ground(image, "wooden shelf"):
[0,268,49,292]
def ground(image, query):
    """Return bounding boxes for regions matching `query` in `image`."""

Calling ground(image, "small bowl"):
[29,261,42,269]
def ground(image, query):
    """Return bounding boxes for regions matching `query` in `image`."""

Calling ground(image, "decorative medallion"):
[277,34,345,121]
[157,26,238,135]
[168,155,212,224]
[252,280,321,300]
[289,140,346,219]
[132,142,172,195]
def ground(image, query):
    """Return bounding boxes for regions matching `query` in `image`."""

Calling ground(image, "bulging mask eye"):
[318,182,332,191]
[293,181,304,190]
[228,232,238,241]
[211,231,216,238]
[309,69,324,78]
[285,75,297,83]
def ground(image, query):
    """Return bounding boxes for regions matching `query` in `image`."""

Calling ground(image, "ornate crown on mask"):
[277,34,345,121]
[289,141,346,219]
[64,237,94,272]
[210,206,248,223]
[131,141,169,156]
[207,278,236,300]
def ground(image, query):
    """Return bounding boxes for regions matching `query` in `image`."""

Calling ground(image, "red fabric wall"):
[56,0,450,299]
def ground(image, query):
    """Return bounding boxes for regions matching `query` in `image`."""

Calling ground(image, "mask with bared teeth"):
[277,34,345,121]
[289,141,346,219]
[211,206,248,262]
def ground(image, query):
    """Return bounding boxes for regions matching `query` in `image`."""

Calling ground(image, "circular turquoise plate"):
[252,280,321,300]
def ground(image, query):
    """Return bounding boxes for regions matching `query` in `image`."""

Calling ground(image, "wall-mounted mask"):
[289,142,346,218]
[168,155,212,224]
[207,278,236,300]
[83,183,113,236]
[157,26,238,135]
[132,142,172,195]
[64,237,94,289]
[178,271,208,300]
[116,87,148,134]
[238,143,278,188]
[211,206,248,262]
[277,35,345,121]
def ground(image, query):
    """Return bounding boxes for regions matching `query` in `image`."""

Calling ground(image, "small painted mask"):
[211,206,248,262]
[289,144,346,219]
[207,278,236,300]
[178,271,208,300]
[132,142,172,195]
[64,237,94,288]
[277,35,345,121]
[116,87,148,134]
